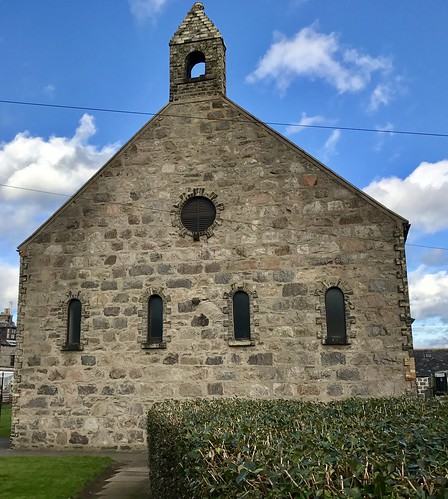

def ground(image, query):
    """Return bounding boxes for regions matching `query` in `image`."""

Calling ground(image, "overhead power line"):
[0,99,154,118]
[1,98,448,138]
[0,184,68,197]
[1,182,448,252]
[2,100,447,252]
[406,243,448,251]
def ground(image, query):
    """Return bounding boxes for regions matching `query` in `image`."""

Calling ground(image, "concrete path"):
[0,436,10,450]
[94,462,150,498]
[0,437,150,498]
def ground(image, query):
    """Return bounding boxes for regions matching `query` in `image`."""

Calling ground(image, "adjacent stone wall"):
[416,376,431,397]
[12,95,414,450]
[0,344,14,370]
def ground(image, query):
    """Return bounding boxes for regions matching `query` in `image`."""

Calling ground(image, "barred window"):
[66,299,82,347]
[233,291,251,340]
[325,287,347,344]
[148,295,163,343]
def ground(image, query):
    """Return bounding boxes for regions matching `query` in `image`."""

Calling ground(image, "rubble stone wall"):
[12,96,414,450]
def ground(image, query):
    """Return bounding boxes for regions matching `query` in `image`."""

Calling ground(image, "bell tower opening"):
[186,51,206,79]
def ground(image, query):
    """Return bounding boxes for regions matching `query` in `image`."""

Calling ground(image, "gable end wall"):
[12,96,414,450]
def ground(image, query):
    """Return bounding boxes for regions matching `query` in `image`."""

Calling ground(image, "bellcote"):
[169,2,226,101]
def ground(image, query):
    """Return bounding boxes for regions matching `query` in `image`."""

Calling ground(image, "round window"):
[180,196,216,233]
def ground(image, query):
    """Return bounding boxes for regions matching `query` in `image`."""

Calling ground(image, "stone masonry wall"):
[416,376,431,397]
[12,95,414,450]
[0,344,14,370]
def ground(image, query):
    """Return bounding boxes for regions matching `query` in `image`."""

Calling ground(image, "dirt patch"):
[76,462,122,498]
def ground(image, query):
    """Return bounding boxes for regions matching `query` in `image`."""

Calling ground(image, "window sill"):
[142,341,167,350]
[61,343,83,351]
[228,339,255,347]
[323,337,350,346]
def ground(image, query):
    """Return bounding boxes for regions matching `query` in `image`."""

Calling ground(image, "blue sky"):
[0,0,447,348]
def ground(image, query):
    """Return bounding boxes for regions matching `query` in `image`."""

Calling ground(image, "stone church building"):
[12,3,414,450]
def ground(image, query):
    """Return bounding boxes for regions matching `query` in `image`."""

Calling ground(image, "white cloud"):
[317,129,341,163]
[285,113,341,161]
[0,114,118,204]
[285,112,329,136]
[0,261,19,315]
[409,266,448,322]
[369,83,394,112]
[0,113,119,250]
[420,249,448,268]
[128,0,170,22]
[408,266,448,348]
[44,84,56,97]
[323,129,340,154]
[377,122,394,134]
[364,159,448,348]
[363,160,448,233]
[373,122,394,151]
[247,25,392,95]
[0,115,119,317]
[412,321,448,348]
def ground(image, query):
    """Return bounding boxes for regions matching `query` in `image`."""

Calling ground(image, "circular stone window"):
[181,196,216,234]
[172,190,224,239]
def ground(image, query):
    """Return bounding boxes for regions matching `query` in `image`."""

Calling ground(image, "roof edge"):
[219,94,410,230]
[18,102,172,249]
[19,94,411,250]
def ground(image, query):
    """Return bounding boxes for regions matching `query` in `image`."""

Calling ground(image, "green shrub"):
[147,397,448,498]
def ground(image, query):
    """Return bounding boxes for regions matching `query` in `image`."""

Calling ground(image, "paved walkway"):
[0,437,150,498]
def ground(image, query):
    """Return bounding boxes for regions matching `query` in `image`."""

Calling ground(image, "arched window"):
[325,287,347,344]
[67,299,81,346]
[148,294,163,343]
[233,291,251,340]
[186,50,206,79]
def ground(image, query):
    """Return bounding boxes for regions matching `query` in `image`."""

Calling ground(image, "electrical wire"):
[406,243,448,251]
[2,104,446,333]
[1,98,448,138]
[0,184,69,197]
[1,100,447,251]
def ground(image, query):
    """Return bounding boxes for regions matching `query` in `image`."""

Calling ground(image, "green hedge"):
[147,397,448,498]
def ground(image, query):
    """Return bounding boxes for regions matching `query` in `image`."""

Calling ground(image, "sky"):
[0,0,447,348]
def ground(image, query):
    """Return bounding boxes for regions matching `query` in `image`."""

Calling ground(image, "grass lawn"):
[0,404,12,437]
[0,456,114,499]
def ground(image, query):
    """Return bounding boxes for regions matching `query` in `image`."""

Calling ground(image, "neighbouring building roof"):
[414,349,448,377]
